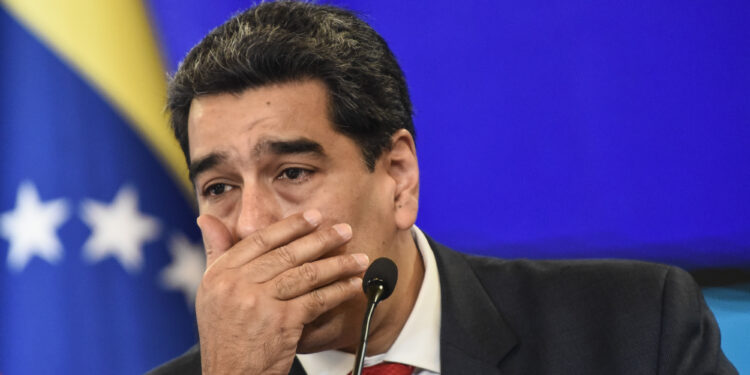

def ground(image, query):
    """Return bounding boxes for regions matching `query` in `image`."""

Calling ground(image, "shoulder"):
[432,239,689,333]
[465,253,676,293]
[462,253,710,312]
[454,254,736,374]
[146,344,201,375]
[428,234,679,302]
[435,237,737,373]
[460,252,697,315]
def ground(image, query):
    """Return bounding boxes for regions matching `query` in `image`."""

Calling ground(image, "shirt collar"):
[297,226,442,374]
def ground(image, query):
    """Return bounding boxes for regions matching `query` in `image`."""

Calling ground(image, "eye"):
[203,183,233,196]
[276,167,313,183]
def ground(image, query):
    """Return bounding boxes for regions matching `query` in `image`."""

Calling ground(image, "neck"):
[343,229,425,355]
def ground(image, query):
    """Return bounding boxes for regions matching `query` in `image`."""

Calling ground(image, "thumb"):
[196,214,233,267]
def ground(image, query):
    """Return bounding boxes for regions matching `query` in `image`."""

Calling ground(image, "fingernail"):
[303,209,321,226]
[351,277,362,286]
[333,223,352,240]
[353,253,369,267]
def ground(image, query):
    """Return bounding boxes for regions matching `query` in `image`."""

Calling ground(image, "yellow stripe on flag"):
[1,0,192,197]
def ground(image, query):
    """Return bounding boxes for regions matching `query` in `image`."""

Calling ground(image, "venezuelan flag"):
[0,0,200,373]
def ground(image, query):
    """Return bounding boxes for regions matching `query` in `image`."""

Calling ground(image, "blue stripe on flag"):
[1,8,199,374]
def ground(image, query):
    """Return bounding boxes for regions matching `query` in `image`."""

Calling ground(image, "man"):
[149,2,736,374]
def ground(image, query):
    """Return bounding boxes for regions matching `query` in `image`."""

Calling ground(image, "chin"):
[296,299,363,354]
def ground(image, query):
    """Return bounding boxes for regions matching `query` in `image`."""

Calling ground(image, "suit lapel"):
[289,357,307,375]
[429,237,518,374]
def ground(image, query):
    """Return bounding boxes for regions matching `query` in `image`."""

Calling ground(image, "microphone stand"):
[352,280,386,375]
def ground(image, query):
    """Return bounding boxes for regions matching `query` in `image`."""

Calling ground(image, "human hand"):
[195,209,368,375]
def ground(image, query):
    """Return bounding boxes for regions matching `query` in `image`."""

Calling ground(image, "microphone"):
[352,257,398,375]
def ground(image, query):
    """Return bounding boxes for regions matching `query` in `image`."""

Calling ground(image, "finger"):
[223,209,323,268]
[249,223,352,282]
[272,253,369,300]
[197,214,233,268]
[292,276,363,324]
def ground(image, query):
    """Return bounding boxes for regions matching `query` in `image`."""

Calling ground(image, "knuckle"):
[334,279,350,295]
[253,256,275,272]
[274,275,293,297]
[249,231,268,250]
[315,228,333,246]
[337,254,354,269]
[239,293,258,311]
[197,275,238,307]
[275,245,297,267]
[305,289,327,311]
[207,275,233,295]
[299,262,318,284]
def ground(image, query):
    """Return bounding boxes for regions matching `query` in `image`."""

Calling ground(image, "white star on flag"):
[161,233,206,306]
[0,181,70,272]
[80,185,160,273]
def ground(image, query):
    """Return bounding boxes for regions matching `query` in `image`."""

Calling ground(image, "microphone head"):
[362,257,398,300]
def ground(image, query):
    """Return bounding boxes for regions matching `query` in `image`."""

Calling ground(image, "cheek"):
[277,170,394,250]
[199,189,240,217]
[324,180,373,222]
[345,178,396,255]
[274,175,320,206]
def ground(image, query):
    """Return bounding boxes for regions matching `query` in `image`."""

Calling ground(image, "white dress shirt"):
[297,226,441,375]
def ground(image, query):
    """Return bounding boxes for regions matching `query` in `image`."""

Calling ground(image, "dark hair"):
[168,1,414,170]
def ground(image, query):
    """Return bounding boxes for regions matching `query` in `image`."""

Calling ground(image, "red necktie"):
[349,362,415,375]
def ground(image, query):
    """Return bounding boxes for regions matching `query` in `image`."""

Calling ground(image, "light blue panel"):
[703,285,750,373]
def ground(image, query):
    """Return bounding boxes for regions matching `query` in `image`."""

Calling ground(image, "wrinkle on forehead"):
[187,79,333,165]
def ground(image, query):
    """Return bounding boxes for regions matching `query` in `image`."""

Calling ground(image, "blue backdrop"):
[150,0,750,269]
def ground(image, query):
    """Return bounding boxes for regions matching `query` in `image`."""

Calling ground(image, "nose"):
[234,183,280,240]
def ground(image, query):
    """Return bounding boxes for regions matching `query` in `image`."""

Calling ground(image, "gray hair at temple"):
[167,1,415,170]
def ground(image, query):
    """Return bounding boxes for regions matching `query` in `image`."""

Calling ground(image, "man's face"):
[187,79,403,351]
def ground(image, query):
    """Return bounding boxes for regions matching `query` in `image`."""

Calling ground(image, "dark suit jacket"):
[148,237,737,374]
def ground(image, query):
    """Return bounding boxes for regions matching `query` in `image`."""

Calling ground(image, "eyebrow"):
[189,152,226,183]
[188,138,325,183]
[254,138,325,158]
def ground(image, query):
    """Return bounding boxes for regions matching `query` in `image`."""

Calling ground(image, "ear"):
[385,129,419,230]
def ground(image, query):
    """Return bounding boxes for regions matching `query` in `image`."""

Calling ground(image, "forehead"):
[187,80,336,159]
